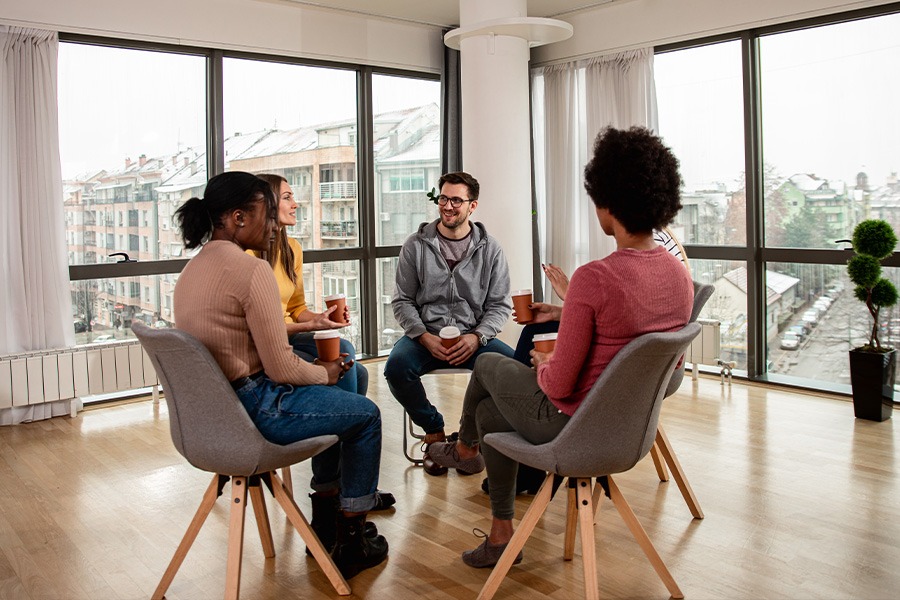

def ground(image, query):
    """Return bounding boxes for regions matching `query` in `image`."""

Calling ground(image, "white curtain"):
[0,27,74,355]
[532,48,657,302]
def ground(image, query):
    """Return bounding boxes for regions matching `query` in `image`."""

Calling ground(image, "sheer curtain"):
[532,48,657,302]
[0,29,73,349]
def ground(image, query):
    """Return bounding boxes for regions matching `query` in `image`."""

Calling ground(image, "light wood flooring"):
[1,362,899,599]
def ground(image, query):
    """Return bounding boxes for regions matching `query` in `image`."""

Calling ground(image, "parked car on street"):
[91,334,115,343]
[780,331,801,350]
[802,310,819,326]
[787,324,808,341]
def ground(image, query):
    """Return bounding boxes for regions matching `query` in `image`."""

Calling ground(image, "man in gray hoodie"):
[385,171,514,476]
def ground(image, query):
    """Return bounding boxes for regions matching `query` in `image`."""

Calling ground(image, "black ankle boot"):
[308,493,377,555]
[331,513,389,579]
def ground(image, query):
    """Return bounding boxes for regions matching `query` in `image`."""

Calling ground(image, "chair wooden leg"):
[575,478,599,600]
[269,471,351,596]
[225,476,249,600]
[650,441,670,481]
[152,475,222,600]
[478,474,555,600]
[607,476,684,599]
[249,478,275,558]
[280,466,294,497]
[563,485,578,560]
[656,424,704,519]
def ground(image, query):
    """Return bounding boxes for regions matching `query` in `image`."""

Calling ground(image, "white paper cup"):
[439,325,461,348]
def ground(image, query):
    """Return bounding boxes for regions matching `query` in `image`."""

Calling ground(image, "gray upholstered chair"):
[646,281,715,519]
[132,322,350,600]
[476,323,701,600]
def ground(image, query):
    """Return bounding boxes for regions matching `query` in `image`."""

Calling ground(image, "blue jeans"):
[383,334,514,434]
[234,376,381,513]
[289,332,367,395]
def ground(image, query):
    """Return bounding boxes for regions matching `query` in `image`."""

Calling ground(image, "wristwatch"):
[478,333,489,347]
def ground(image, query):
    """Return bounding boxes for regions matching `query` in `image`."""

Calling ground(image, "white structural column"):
[445,0,572,344]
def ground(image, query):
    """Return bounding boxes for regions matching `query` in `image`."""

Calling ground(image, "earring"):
[239,223,245,228]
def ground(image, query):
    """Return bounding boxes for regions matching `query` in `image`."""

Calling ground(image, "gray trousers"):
[458,353,570,520]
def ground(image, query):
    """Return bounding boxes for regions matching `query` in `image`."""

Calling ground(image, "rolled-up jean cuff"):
[309,477,340,495]
[341,493,376,513]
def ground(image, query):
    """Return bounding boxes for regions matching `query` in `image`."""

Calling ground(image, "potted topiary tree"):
[845,219,899,421]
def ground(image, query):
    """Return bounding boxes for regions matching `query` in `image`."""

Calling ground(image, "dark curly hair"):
[583,126,682,234]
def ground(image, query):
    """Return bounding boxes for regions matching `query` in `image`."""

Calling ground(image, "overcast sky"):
[60,12,900,190]
[57,46,439,179]
[656,12,900,192]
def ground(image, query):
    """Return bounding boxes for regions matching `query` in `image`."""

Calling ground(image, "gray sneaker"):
[427,440,486,474]
[461,528,523,568]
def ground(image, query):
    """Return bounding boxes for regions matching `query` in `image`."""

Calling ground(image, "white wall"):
[532,0,897,64]
[0,0,443,73]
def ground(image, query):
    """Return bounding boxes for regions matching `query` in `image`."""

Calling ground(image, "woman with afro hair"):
[427,126,694,568]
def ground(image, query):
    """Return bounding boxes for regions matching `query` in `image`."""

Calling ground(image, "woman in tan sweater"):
[173,171,387,579]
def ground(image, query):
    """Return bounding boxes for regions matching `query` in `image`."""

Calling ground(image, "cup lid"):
[314,330,341,339]
[324,293,345,301]
[511,289,532,296]
[532,333,558,342]
[439,326,461,338]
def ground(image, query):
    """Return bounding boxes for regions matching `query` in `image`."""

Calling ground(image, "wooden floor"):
[1,362,899,600]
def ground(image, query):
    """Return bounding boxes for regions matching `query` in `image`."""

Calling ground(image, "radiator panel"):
[0,340,157,410]
[685,319,721,366]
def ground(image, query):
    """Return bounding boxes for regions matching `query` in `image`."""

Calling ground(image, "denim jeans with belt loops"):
[234,375,381,513]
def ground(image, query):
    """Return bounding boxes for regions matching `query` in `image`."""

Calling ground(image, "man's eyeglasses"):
[434,194,474,208]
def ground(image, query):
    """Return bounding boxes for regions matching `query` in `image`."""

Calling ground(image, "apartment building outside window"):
[59,37,440,357]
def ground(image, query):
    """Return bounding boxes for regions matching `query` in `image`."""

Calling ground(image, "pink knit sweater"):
[174,240,328,386]
[536,246,693,415]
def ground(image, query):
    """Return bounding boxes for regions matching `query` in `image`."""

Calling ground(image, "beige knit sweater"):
[173,240,328,385]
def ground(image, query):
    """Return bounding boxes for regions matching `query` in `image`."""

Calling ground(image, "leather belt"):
[230,370,265,390]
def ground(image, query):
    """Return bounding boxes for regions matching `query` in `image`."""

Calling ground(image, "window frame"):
[60,33,440,358]
[655,2,900,395]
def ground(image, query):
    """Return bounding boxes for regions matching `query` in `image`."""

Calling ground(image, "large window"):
[59,37,439,359]
[655,6,900,393]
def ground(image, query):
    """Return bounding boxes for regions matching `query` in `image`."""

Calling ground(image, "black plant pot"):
[848,348,895,422]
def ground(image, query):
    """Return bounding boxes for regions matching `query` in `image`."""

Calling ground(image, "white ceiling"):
[279,0,616,28]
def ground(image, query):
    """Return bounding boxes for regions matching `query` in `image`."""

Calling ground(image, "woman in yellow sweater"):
[254,174,367,396]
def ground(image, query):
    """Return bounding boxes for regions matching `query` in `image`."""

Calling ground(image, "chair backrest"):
[133,322,335,476]
[538,323,701,478]
[664,281,715,397]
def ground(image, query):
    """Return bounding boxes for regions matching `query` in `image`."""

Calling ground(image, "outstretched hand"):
[542,263,570,301]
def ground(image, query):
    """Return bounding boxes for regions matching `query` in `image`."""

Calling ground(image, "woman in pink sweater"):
[428,127,694,568]
[172,171,387,579]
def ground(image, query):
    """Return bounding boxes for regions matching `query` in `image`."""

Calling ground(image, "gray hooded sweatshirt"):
[392,219,512,340]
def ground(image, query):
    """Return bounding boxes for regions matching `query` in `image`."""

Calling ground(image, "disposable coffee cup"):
[511,289,534,323]
[314,330,342,362]
[533,332,557,353]
[439,325,461,348]
[324,293,347,324]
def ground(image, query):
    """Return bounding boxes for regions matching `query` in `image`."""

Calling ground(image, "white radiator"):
[684,318,721,379]
[0,340,157,419]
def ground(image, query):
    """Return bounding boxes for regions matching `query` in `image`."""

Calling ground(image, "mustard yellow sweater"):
[250,237,308,323]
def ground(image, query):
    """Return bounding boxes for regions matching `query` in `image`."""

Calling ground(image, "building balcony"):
[320,220,357,238]
[320,181,357,200]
